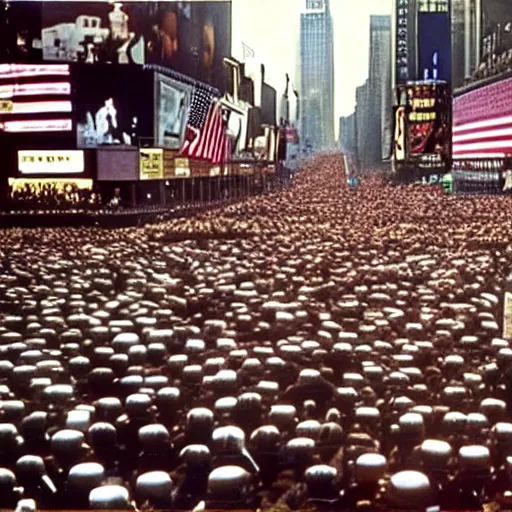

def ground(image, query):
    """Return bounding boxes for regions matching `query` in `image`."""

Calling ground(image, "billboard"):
[18,150,84,175]
[38,1,231,90]
[453,75,512,159]
[73,64,154,148]
[406,83,451,162]
[417,12,451,83]
[0,63,72,134]
[139,148,164,180]
[154,73,192,150]
[394,106,406,161]
[394,0,410,85]
[97,148,139,181]
[42,2,148,65]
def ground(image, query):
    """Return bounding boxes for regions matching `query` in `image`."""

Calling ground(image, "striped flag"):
[453,76,512,159]
[181,100,227,164]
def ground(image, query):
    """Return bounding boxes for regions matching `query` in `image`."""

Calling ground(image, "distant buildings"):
[368,15,392,163]
[348,15,392,169]
[355,79,370,169]
[452,0,481,89]
[299,0,335,152]
[339,113,356,154]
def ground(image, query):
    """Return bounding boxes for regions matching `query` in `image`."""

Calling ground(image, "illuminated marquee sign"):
[395,0,409,84]
[18,150,85,175]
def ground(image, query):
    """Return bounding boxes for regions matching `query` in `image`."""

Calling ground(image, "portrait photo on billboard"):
[74,64,153,148]
[0,1,43,63]
[145,1,231,91]
[155,73,192,150]
[42,1,149,65]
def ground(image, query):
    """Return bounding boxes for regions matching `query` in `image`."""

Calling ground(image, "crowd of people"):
[9,183,103,211]
[1,154,512,511]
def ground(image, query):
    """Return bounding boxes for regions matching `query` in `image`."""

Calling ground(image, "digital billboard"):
[42,2,149,65]
[0,64,72,134]
[37,1,231,91]
[73,64,154,149]
[453,76,512,159]
[417,12,451,83]
[403,82,451,165]
[154,73,192,151]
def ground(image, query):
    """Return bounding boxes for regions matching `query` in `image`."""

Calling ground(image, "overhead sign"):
[18,150,85,175]
[139,149,163,180]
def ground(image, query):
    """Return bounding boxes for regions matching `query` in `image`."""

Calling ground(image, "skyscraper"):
[368,15,392,164]
[300,0,335,152]
[451,0,480,88]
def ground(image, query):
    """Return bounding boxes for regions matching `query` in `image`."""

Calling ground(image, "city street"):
[1,154,512,510]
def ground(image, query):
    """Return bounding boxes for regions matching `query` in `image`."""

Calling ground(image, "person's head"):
[105,98,114,108]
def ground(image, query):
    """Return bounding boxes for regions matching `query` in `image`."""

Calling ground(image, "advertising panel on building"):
[97,148,139,181]
[417,11,451,83]
[73,64,154,148]
[42,1,148,65]
[154,73,192,150]
[0,63,73,134]
[453,75,512,159]
[18,149,85,175]
[481,0,512,65]
[405,82,451,164]
[37,1,231,91]
[395,0,410,85]
[140,148,164,180]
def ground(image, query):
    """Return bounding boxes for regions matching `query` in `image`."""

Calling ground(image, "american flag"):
[453,76,512,159]
[0,64,72,133]
[180,87,229,164]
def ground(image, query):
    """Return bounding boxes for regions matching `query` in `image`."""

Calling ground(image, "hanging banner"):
[139,148,163,180]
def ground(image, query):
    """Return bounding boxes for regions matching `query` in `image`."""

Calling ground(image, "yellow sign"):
[175,157,191,178]
[140,149,163,180]
[0,100,13,113]
[18,150,84,174]
[412,98,435,109]
[504,292,512,339]
[409,111,436,122]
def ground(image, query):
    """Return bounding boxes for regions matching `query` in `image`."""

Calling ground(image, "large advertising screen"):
[0,63,72,134]
[453,76,512,159]
[481,0,512,62]
[73,64,153,149]
[405,82,451,164]
[37,1,231,90]
[18,150,84,175]
[417,13,451,83]
[154,73,192,150]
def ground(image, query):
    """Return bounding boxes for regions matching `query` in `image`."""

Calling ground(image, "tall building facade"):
[339,113,356,155]
[300,0,335,152]
[392,0,455,93]
[368,15,392,164]
[355,79,370,169]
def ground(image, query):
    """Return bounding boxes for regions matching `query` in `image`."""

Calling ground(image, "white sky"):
[232,0,392,139]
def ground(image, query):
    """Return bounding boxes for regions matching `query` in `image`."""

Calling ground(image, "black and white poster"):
[74,64,153,148]
[155,74,191,150]
[220,99,249,157]
[42,1,149,64]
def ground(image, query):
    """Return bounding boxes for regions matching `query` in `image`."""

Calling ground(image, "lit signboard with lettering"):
[18,150,85,175]
[395,0,409,84]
